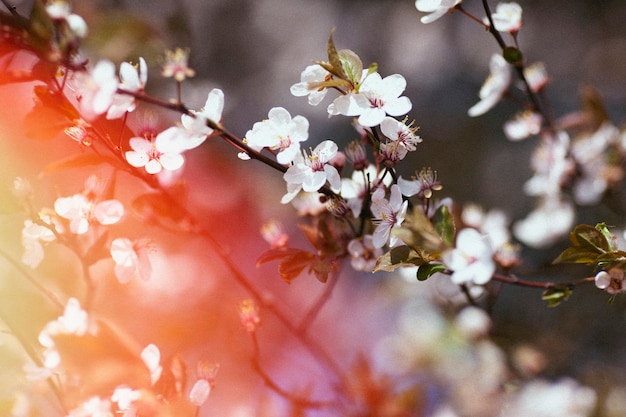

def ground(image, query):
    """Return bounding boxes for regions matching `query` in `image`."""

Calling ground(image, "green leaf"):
[393,207,445,255]
[595,251,626,269]
[28,0,55,53]
[541,286,572,307]
[372,246,429,273]
[417,263,446,281]
[569,224,610,254]
[325,29,347,80]
[433,205,455,247]
[596,223,617,252]
[552,247,600,266]
[338,49,363,86]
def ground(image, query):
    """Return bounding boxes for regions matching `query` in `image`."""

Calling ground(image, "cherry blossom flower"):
[238,299,261,332]
[487,2,523,33]
[188,362,219,407]
[282,140,341,203]
[110,237,152,283]
[570,122,619,205]
[46,0,88,38]
[461,203,510,251]
[243,107,309,164]
[454,306,492,339]
[54,193,124,234]
[66,396,113,417]
[344,140,369,170]
[442,228,495,285]
[290,64,331,106]
[378,140,409,167]
[155,89,225,153]
[524,131,575,198]
[504,111,542,141]
[513,197,574,248]
[289,192,327,215]
[329,73,412,127]
[341,165,390,217]
[370,184,408,248]
[180,88,225,142]
[260,219,289,249]
[523,61,549,93]
[415,0,462,24]
[38,298,93,369]
[162,48,195,82]
[107,57,148,120]
[380,116,422,151]
[347,235,382,271]
[21,218,57,268]
[468,54,511,117]
[502,378,596,417]
[594,268,626,295]
[111,386,141,417]
[141,344,163,385]
[397,167,443,199]
[125,136,184,174]
[73,60,119,120]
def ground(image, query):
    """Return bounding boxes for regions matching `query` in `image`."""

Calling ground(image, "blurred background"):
[2,0,626,416]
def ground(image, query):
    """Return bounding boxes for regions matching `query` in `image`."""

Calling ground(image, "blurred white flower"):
[501,378,596,417]
[415,0,462,24]
[348,235,382,271]
[513,197,574,248]
[110,238,152,283]
[468,54,511,117]
[504,111,542,141]
[73,60,119,120]
[442,228,495,285]
[488,2,523,33]
[107,57,148,119]
[141,344,163,385]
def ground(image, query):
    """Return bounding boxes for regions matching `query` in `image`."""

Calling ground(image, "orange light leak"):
[0,37,396,416]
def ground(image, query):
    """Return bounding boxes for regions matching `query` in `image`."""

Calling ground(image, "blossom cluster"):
[5,0,626,416]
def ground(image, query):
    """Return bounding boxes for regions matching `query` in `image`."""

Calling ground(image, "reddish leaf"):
[256,247,307,267]
[278,250,315,283]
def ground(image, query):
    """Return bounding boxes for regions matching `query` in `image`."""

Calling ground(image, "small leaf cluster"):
[553,223,625,271]
[374,204,454,281]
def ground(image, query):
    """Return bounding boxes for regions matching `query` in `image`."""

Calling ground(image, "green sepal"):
[541,286,572,308]
[417,263,446,281]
